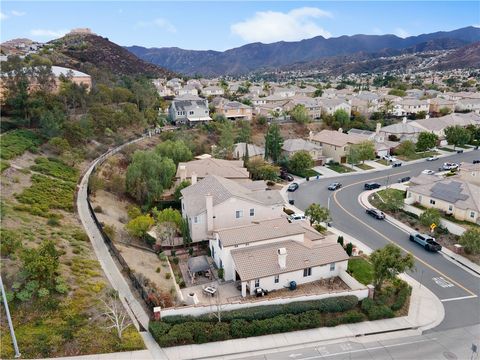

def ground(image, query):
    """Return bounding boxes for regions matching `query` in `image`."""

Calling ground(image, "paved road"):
[241,324,480,360]
[290,151,480,331]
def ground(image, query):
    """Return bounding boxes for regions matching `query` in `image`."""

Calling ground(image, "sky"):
[1,1,479,51]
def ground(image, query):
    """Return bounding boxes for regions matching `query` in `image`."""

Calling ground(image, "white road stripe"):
[440,295,478,302]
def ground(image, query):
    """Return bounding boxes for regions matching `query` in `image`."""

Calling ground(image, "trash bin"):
[289,281,297,290]
[289,199,295,205]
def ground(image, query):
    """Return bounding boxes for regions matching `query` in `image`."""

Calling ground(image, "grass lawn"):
[356,163,374,171]
[396,151,439,161]
[327,163,356,173]
[347,257,374,285]
[291,168,321,178]
[369,188,405,212]
[438,147,456,152]
[376,159,389,166]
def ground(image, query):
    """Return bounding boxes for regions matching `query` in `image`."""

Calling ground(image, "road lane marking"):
[440,295,478,302]
[300,338,436,359]
[332,174,477,297]
[432,277,454,288]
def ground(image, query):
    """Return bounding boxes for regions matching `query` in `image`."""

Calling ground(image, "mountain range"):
[126,26,480,76]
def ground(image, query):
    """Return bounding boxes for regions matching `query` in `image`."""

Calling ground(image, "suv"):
[288,213,306,222]
[328,182,342,190]
[398,176,411,183]
[392,162,402,168]
[364,182,381,190]
[287,182,299,192]
[442,162,459,171]
[409,232,442,252]
[366,208,385,219]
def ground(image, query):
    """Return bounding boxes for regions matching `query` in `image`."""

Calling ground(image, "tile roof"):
[233,143,265,159]
[410,113,480,132]
[176,158,249,179]
[310,130,365,147]
[181,175,284,216]
[231,240,348,281]
[282,138,321,153]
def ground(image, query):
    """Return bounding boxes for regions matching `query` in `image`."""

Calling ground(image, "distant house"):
[399,99,430,115]
[168,98,211,125]
[291,97,322,119]
[429,98,456,114]
[215,101,253,121]
[282,138,324,164]
[317,98,351,116]
[456,98,480,114]
[406,178,480,224]
[409,112,480,139]
[310,129,365,163]
[379,118,423,142]
[177,84,199,97]
[180,175,284,242]
[176,158,250,182]
[348,123,399,158]
[202,86,224,96]
[209,217,349,297]
[233,143,265,161]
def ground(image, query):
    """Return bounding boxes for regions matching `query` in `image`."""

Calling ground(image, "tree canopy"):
[288,151,314,176]
[290,104,310,124]
[416,132,438,152]
[444,125,471,148]
[264,124,284,163]
[155,140,193,165]
[370,244,415,291]
[305,203,330,226]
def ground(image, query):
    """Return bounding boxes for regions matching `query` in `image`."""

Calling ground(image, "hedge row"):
[161,295,359,324]
[150,309,366,347]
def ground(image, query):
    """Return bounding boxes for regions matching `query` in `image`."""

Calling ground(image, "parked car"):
[328,182,342,190]
[287,182,299,192]
[280,169,294,181]
[398,176,411,183]
[409,232,442,252]
[456,149,464,154]
[392,162,402,168]
[366,208,385,220]
[288,213,306,222]
[383,155,397,162]
[364,182,381,190]
[426,156,439,161]
[421,169,435,175]
[473,160,480,164]
[441,162,459,171]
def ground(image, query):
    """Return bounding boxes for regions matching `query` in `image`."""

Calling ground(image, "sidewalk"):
[359,188,480,276]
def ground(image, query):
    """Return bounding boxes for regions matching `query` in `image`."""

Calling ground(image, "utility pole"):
[0,275,21,358]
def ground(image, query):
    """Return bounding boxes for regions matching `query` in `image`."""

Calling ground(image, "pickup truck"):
[409,232,442,252]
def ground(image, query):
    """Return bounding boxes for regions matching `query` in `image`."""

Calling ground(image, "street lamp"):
[0,275,21,358]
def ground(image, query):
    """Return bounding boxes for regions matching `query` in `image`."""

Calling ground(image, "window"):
[448,205,453,211]
[218,239,222,249]
[177,111,181,115]
[274,275,279,283]
[470,211,475,218]
[249,208,255,217]
[189,110,194,115]
[205,110,208,114]
[193,216,199,224]
[330,263,335,271]
[254,279,260,287]
[235,210,243,219]
[303,267,312,277]
[430,199,436,205]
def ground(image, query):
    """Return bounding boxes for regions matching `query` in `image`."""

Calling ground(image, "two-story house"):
[317,98,351,116]
[180,175,284,242]
[215,101,253,121]
[309,129,365,163]
[282,138,324,165]
[168,98,211,125]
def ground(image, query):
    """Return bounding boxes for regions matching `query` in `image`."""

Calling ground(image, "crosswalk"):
[432,276,455,288]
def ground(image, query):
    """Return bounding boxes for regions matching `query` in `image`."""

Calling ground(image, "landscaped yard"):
[369,188,405,213]
[438,147,456,152]
[327,163,356,173]
[396,151,439,161]
[355,163,374,171]
[290,168,321,178]
[376,159,389,166]
[347,257,374,285]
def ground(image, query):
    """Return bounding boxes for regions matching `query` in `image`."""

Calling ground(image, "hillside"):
[434,41,480,70]
[47,33,174,78]
[126,26,480,76]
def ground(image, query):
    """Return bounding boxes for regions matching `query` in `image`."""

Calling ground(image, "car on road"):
[366,208,385,219]
[441,162,459,171]
[409,232,442,252]
[426,156,439,161]
[364,182,381,190]
[328,182,342,190]
[473,160,480,164]
[392,162,402,168]
[421,169,435,175]
[383,155,397,162]
[287,182,299,192]
[398,176,411,183]
[288,213,306,222]
[456,149,464,154]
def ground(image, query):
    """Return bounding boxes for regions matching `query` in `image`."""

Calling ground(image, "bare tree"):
[100,293,132,340]
[209,289,225,323]
[155,222,176,246]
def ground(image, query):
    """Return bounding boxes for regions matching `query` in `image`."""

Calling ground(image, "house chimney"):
[309,131,313,141]
[375,122,381,135]
[191,172,197,185]
[179,165,187,181]
[205,193,214,232]
[277,248,287,269]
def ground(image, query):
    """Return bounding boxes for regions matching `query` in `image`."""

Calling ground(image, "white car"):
[442,162,459,171]
[383,155,397,162]
[426,156,439,161]
[288,213,306,222]
[422,169,435,175]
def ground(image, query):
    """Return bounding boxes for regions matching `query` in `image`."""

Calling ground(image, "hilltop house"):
[215,100,253,121]
[282,138,324,164]
[176,158,250,183]
[317,98,352,116]
[209,217,349,297]
[309,129,365,163]
[233,143,265,161]
[168,98,211,125]
[180,175,284,242]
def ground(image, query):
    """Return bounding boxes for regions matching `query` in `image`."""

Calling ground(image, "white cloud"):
[0,11,8,20]
[231,7,332,43]
[11,10,26,16]
[473,24,480,28]
[372,27,383,35]
[136,18,176,33]
[30,29,68,38]
[394,27,410,38]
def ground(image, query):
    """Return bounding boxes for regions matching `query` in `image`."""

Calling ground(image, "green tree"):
[438,107,452,116]
[459,228,480,255]
[236,120,252,143]
[126,150,176,205]
[353,140,375,164]
[39,109,65,138]
[174,180,191,201]
[153,207,183,228]
[380,99,394,116]
[416,132,438,152]
[112,87,133,103]
[419,208,441,227]
[382,190,404,212]
[444,125,472,149]
[0,229,22,256]
[305,203,330,226]
[388,89,406,97]
[20,239,60,289]
[288,151,314,176]
[347,145,361,167]
[126,214,155,238]
[370,244,415,291]
[155,140,193,165]
[290,104,310,124]
[414,111,427,120]
[395,140,416,158]
[247,158,279,180]
[264,124,284,163]
[334,109,350,128]
[215,121,235,159]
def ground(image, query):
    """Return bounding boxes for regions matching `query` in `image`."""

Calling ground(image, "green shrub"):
[0,130,43,160]
[345,242,353,256]
[47,216,60,226]
[340,310,365,323]
[337,236,344,246]
[0,228,22,256]
[366,305,395,320]
[30,157,79,182]
[165,273,171,280]
[172,257,179,265]
[217,268,224,280]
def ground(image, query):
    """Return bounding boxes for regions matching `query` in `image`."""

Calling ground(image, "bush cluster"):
[0,130,43,160]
